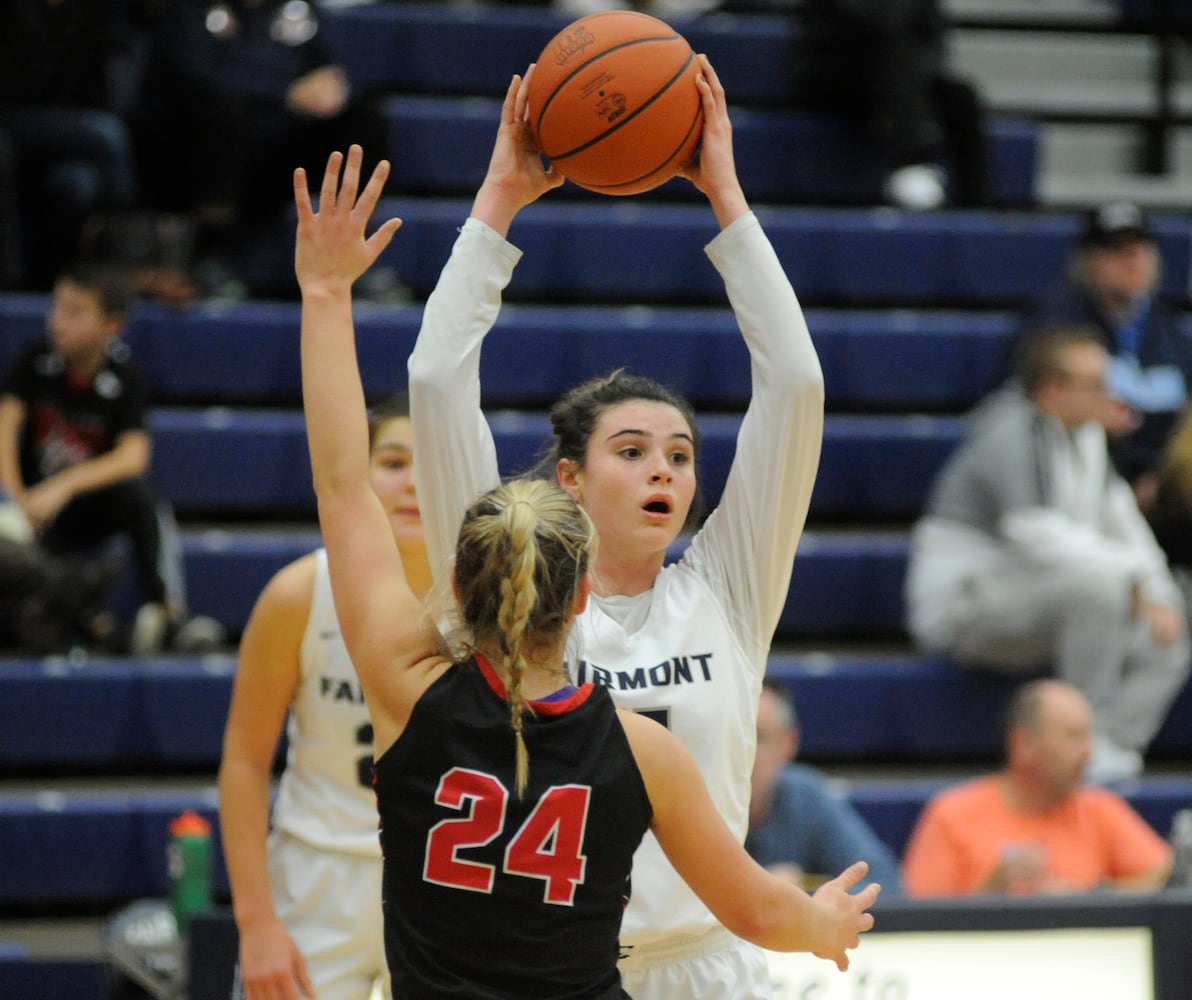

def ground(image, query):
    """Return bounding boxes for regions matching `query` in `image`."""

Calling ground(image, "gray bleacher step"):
[1038,121,1192,210]
[1041,121,1192,177]
[949,30,1185,117]
[0,919,104,960]
[944,0,1118,27]
[1040,170,1192,211]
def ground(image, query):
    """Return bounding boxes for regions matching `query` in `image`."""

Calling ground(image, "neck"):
[1097,286,1142,325]
[591,545,665,598]
[1001,771,1062,815]
[397,541,434,602]
[476,640,572,701]
[64,346,107,381]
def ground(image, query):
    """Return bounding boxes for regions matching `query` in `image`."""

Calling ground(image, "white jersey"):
[270,549,382,857]
[408,213,824,948]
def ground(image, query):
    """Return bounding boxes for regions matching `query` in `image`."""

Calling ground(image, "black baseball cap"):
[1079,202,1155,249]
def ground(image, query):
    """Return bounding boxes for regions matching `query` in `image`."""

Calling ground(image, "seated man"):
[905,324,1190,784]
[746,679,902,897]
[902,679,1173,897]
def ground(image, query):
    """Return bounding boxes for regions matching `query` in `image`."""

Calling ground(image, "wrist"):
[233,904,281,931]
[300,280,354,303]
[708,186,749,230]
[470,185,523,238]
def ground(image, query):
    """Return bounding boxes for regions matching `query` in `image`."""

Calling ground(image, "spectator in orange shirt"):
[902,678,1172,896]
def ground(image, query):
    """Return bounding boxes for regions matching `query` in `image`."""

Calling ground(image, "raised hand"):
[470,66,566,237]
[677,54,748,229]
[293,145,402,296]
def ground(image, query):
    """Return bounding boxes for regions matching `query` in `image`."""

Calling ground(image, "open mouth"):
[644,499,672,515]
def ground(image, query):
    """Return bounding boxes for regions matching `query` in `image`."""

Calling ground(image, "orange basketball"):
[527,11,703,196]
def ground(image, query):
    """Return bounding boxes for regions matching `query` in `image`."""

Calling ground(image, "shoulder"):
[1075,785,1146,817]
[923,775,1000,816]
[253,551,319,623]
[778,762,835,797]
[7,341,54,379]
[104,344,147,384]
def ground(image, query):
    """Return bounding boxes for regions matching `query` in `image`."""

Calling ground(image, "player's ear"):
[556,458,583,502]
[572,571,593,617]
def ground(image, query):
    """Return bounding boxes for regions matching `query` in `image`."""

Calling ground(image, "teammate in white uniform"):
[219,395,430,1000]
[408,61,846,999]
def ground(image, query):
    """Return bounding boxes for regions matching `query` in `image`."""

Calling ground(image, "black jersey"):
[3,340,148,486]
[374,655,653,999]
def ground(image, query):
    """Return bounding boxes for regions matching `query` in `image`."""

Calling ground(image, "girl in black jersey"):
[295,143,879,999]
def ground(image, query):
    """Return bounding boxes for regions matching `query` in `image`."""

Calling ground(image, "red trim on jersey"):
[474,653,595,715]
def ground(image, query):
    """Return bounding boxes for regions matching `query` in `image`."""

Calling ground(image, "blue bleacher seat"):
[1,766,1187,908]
[0,296,1017,410]
[0,658,237,769]
[146,407,963,522]
[0,958,105,1000]
[160,526,911,640]
[382,95,1038,207]
[317,3,797,106]
[5,650,1192,775]
[238,200,1191,305]
[767,651,1192,764]
[0,791,224,907]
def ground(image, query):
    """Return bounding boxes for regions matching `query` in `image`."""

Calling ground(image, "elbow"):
[407,342,457,397]
[763,353,825,416]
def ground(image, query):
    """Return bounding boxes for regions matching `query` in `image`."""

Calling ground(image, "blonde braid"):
[498,496,540,797]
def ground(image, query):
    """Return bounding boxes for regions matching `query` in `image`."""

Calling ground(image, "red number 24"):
[423,767,591,906]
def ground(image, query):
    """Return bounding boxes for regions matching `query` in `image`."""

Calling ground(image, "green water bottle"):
[167,809,212,935]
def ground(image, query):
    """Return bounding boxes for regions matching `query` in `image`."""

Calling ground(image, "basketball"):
[527,11,704,196]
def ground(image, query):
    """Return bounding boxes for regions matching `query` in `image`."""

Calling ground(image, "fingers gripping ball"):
[527,11,703,196]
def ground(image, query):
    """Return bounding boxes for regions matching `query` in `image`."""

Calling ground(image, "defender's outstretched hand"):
[294,145,402,296]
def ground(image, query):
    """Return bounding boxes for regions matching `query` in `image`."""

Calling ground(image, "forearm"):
[728,874,833,953]
[0,401,27,497]
[218,758,280,928]
[1113,864,1172,893]
[45,438,148,499]
[300,285,371,498]
[408,220,514,588]
[700,214,825,638]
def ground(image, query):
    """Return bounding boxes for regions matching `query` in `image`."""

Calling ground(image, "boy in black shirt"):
[0,261,197,652]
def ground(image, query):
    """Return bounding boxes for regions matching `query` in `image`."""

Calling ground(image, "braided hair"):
[453,479,595,794]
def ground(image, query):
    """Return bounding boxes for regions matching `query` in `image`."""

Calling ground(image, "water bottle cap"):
[169,809,212,836]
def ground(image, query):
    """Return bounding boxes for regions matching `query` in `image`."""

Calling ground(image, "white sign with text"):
[766,927,1153,1000]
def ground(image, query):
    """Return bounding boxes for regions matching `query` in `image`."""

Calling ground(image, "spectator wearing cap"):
[905,324,1189,785]
[1013,204,1192,511]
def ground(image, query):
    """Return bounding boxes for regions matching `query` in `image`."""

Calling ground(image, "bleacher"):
[3,2,1192,996]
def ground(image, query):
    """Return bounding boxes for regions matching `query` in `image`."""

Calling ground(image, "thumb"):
[364,217,403,263]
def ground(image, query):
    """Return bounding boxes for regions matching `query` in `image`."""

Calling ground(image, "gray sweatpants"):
[938,562,1190,752]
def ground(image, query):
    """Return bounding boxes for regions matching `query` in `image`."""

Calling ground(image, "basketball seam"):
[534,40,689,158]
[577,102,703,193]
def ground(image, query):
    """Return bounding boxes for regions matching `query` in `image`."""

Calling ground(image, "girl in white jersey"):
[218,394,429,1000]
[407,59,832,998]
